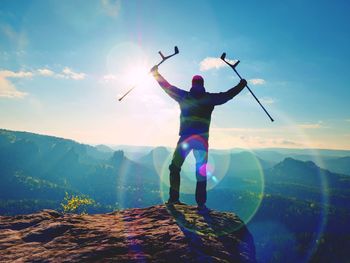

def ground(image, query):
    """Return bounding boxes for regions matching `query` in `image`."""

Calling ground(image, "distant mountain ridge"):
[0,129,161,214]
[1,128,349,215]
[317,156,350,175]
[1,128,350,262]
[267,157,350,188]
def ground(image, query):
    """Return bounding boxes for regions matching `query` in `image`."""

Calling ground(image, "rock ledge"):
[0,204,256,262]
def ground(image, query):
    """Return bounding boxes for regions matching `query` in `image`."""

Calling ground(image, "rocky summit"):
[0,204,256,262]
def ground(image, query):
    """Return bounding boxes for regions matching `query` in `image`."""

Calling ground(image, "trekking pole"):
[220,53,274,122]
[118,46,179,102]
[118,86,135,101]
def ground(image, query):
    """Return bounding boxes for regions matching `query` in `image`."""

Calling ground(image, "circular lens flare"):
[156,135,231,195]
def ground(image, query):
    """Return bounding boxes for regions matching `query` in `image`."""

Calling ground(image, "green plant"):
[61,192,94,214]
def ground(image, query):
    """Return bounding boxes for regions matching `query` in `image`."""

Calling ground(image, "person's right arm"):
[210,79,247,105]
[150,66,186,102]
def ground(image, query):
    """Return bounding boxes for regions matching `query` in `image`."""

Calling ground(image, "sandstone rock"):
[0,204,256,262]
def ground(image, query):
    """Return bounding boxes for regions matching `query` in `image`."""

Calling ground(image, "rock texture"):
[0,204,256,262]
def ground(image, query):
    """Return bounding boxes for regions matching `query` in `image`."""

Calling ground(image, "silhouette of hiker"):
[151,65,246,210]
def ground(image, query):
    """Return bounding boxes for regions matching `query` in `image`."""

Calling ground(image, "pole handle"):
[119,46,179,102]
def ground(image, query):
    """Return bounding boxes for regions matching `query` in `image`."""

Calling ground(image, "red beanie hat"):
[192,75,204,87]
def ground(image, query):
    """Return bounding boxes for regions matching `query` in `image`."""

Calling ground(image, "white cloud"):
[210,127,296,149]
[298,122,324,129]
[0,70,33,78]
[260,97,275,104]
[241,136,304,148]
[37,68,54,76]
[38,67,87,80]
[211,127,271,133]
[103,74,117,82]
[271,138,302,147]
[241,91,275,105]
[101,0,121,17]
[0,72,28,98]
[0,70,32,98]
[62,67,86,80]
[0,66,87,99]
[217,134,304,148]
[249,78,265,85]
[199,57,238,71]
[1,67,87,80]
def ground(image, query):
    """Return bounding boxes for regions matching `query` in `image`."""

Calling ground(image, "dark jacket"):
[153,71,246,136]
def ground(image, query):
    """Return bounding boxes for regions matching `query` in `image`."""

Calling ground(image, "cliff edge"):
[0,204,256,262]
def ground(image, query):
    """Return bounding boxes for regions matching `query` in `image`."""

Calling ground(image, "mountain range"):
[0,128,349,262]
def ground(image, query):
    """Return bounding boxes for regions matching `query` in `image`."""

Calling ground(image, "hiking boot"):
[165,200,185,206]
[197,204,209,213]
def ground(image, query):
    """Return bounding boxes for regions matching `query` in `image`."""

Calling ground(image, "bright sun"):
[123,64,152,87]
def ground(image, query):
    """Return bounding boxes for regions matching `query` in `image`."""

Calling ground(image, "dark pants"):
[168,134,209,205]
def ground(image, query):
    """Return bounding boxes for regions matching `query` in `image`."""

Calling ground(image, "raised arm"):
[150,66,186,102]
[210,79,247,105]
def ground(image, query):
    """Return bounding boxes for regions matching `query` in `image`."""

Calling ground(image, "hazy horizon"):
[2,127,350,153]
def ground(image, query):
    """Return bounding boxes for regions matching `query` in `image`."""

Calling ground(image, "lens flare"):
[106,41,152,92]
[216,149,265,226]
[156,135,266,236]
[123,64,152,87]
[159,146,265,236]
[248,109,329,263]
[109,45,329,261]
[157,135,231,196]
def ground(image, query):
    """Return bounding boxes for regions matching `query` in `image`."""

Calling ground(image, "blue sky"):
[1,0,349,149]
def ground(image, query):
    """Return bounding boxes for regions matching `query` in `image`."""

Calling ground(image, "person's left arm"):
[210,79,247,105]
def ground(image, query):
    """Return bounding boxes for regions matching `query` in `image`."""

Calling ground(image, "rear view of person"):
[151,65,246,211]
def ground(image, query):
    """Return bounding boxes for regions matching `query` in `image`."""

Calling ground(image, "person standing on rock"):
[151,65,246,211]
